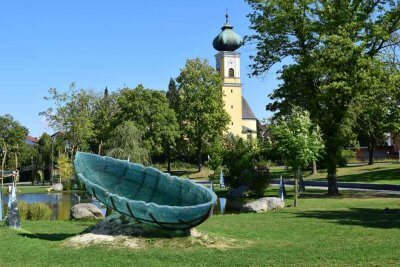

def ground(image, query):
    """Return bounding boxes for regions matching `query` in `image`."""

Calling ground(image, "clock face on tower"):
[228,58,235,67]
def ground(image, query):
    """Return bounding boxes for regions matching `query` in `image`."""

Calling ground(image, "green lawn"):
[0,188,399,266]
[271,163,400,184]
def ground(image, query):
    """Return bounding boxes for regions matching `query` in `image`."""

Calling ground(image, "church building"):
[212,15,258,140]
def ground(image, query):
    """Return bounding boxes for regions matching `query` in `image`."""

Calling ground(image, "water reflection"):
[1,192,105,220]
[1,193,243,220]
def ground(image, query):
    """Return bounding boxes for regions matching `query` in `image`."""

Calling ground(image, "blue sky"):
[0,1,282,137]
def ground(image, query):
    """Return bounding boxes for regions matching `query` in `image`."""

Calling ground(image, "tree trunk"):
[312,160,318,175]
[98,141,103,156]
[167,146,171,173]
[368,142,375,165]
[294,166,299,207]
[1,144,7,187]
[197,142,203,172]
[327,159,339,195]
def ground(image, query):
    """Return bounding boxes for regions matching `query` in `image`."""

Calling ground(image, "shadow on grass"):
[338,168,400,183]
[169,170,199,176]
[18,233,76,241]
[295,208,400,229]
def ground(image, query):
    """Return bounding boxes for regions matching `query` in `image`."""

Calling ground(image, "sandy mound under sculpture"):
[64,215,240,250]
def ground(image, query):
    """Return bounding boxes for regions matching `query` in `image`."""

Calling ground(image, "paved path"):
[270,184,400,195]
[195,179,400,195]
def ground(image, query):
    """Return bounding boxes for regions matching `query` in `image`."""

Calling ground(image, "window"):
[231,105,233,109]
[229,68,234,77]
[231,122,234,125]
[231,89,233,93]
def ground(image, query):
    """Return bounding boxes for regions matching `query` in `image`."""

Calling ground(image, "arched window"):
[229,68,234,77]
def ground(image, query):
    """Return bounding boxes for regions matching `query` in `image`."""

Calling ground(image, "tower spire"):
[225,9,229,24]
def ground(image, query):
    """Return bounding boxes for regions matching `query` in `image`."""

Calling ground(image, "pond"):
[1,192,242,220]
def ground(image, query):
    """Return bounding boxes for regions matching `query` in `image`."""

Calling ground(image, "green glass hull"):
[74,152,217,230]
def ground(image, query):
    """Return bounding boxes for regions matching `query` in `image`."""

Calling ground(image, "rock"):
[242,197,284,213]
[228,185,250,198]
[70,203,104,220]
[52,183,63,191]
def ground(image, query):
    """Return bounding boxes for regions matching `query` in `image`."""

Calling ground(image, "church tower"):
[213,14,257,139]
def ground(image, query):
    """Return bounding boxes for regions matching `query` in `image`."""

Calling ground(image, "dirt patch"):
[63,215,242,250]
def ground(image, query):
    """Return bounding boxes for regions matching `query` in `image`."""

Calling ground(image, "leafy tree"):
[166,78,179,110]
[41,83,97,157]
[246,0,400,194]
[175,58,230,171]
[115,85,179,167]
[0,115,28,176]
[356,62,400,164]
[37,133,52,182]
[92,87,119,155]
[270,107,324,207]
[105,121,149,164]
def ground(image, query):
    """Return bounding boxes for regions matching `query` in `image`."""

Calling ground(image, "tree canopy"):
[115,85,179,160]
[40,83,97,154]
[105,121,149,164]
[175,58,230,171]
[246,0,400,194]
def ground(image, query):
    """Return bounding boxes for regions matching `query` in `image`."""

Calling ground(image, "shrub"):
[57,154,73,190]
[338,149,356,167]
[222,135,271,196]
[18,201,29,220]
[28,203,52,221]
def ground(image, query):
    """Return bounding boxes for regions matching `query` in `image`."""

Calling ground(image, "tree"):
[175,58,230,171]
[41,83,97,156]
[356,61,400,164]
[166,78,179,110]
[270,106,324,207]
[115,85,179,168]
[37,133,52,182]
[92,87,119,155]
[246,0,400,194]
[0,115,29,177]
[105,121,149,164]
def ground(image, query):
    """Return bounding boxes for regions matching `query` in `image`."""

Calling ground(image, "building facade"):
[213,15,258,139]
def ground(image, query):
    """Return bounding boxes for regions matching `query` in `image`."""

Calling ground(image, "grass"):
[0,188,399,266]
[270,163,400,184]
[1,186,51,194]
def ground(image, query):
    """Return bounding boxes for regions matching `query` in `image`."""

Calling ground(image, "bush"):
[18,201,29,220]
[2,201,52,221]
[338,149,356,167]
[57,154,73,190]
[2,201,28,220]
[28,203,52,221]
[223,135,271,196]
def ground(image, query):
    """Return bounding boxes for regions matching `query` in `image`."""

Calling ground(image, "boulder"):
[70,203,104,220]
[242,197,284,213]
[228,185,250,198]
[52,183,63,191]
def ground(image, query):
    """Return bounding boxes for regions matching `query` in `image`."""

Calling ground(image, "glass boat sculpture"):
[74,152,217,230]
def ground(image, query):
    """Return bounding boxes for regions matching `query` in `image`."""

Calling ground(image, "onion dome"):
[213,14,243,52]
